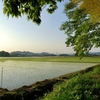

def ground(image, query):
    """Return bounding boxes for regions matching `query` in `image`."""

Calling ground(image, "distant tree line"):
[0,51,57,57]
[0,51,10,57]
[0,50,100,57]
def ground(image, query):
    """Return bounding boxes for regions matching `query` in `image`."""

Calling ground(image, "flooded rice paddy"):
[0,61,96,90]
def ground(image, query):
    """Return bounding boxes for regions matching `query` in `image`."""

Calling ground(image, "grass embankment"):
[41,65,100,100]
[0,56,100,63]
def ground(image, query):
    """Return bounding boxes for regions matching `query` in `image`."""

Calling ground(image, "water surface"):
[0,61,96,90]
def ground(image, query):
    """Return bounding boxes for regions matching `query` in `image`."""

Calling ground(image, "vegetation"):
[10,51,57,57]
[60,1,100,57]
[2,0,63,25]
[0,56,100,63]
[41,65,100,100]
[72,0,100,23]
[0,51,10,57]
[1,1,100,99]
[2,0,100,24]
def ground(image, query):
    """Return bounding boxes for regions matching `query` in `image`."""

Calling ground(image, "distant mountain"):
[39,52,56,56]
[10,51,57,57]
[10,51,35,56]
[58,52,100,56]
[10,51,100,57]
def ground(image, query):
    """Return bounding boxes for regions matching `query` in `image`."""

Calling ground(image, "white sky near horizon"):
[0,0,100,54]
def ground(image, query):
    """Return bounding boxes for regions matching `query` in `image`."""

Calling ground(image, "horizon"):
[1,50,100,55]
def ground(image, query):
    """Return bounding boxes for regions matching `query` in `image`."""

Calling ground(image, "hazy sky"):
[0,1,100,54]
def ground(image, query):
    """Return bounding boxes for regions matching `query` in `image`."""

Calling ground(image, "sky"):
[0,1,100,54]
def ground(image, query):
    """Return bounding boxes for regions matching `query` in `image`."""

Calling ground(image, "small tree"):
[0,51,10,57]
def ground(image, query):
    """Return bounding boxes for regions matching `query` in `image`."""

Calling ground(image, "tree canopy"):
[72,0,100,24]
[3,0,100,24]
[2,0,100,57]
[2,0,63,25]
[0,51,10,57]
[60,1,100,57]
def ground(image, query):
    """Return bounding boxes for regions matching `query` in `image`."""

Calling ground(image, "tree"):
[2,0,63,25]
[0,51,10,57]
[60,1,100,57]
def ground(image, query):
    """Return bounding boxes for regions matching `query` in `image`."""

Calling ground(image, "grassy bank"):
[0,56,100,63]
[41,65,100,100]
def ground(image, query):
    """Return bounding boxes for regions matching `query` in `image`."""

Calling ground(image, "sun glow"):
[0,32,11,50]
[0,37,3,44]
[0,25,12,51]
[0,34,5,44]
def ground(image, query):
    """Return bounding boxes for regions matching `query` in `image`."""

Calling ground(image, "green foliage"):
[0,56,100,63]
[2,0,63,25]
[60,2,100,57]
[41,66,100,100]
[0,51,10,57]
[72,0,100,24]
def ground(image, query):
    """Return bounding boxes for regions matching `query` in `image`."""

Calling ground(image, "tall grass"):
[41,65,100,100]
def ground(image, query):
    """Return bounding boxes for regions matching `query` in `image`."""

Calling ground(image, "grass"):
[41,65,100,100]
[0,56,100,63]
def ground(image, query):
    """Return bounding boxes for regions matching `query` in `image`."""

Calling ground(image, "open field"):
[0,56,100,63]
